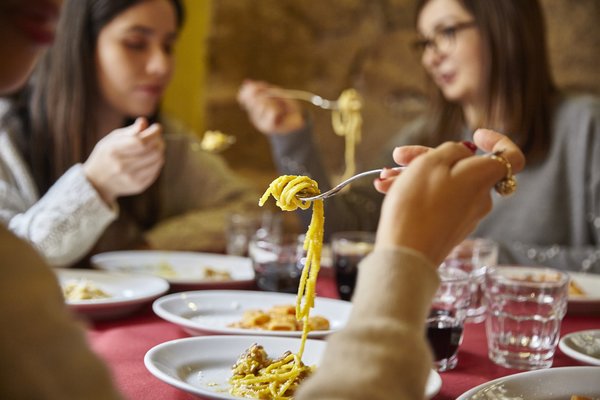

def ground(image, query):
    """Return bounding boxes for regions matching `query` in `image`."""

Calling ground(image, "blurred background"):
[163,0,600,190]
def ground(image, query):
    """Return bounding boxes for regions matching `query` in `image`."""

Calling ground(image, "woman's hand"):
[83,117,165,205]
[237,79,306,135]
[374,129,525,266]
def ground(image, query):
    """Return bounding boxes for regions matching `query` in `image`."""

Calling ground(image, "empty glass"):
[226,211,282,257]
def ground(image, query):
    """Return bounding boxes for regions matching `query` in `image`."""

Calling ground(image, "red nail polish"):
[461,141,477,153]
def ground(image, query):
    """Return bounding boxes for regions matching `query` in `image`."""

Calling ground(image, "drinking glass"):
[484,266,569,370]
[226,211,282,256]
[426,266,471,372]
[443,238,498,323]
[331,231,375,301]
[248,234,304,294]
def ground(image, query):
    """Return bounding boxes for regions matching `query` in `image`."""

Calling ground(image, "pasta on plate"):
[228,304,330,332]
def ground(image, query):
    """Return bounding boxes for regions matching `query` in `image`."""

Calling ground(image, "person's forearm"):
[296,247,439,400]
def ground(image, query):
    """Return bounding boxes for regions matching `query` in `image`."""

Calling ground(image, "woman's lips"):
[12,2,60,45]
[136,85,165,97]
[437,72,456,86]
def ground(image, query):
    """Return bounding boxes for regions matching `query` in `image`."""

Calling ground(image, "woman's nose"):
[422,47,445,69]
[147,47,171,77]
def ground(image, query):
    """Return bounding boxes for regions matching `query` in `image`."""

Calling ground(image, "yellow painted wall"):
[162,0,211,137]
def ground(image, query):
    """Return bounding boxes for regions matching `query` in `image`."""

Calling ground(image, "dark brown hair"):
[415,0,557,161]
[24,0,184,228]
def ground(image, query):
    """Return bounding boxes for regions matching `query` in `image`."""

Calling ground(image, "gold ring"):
[489,151,517,196]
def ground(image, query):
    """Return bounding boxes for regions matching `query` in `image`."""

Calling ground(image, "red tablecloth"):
[87,274,600,400]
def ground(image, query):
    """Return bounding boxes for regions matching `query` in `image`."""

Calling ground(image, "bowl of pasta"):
[144,335,442,399]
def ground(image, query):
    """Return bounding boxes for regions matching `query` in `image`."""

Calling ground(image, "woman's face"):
[417,0,488,107]
[0,0,62,95]
[95,0,178,119]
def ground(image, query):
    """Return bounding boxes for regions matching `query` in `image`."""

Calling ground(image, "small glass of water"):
[443,238,498,323]
[484,266,569,370]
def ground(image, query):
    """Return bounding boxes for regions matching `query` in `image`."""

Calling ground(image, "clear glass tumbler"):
[443,238,498,323]
[484,266,569,370]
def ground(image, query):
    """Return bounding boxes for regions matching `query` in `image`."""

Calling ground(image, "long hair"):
[24,0,184,228]
[415,0,556,161]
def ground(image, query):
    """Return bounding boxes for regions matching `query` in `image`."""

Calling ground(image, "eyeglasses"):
[413,21,477,56]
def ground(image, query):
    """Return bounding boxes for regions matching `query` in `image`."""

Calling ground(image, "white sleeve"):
[4,164,117,267]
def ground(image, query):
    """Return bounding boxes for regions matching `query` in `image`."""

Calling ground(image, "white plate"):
[457,366,600,399]
[559,330,600,366]
[568,272,600,315]
[152,290,351,338]
[55,269,169,320]
[91,250,255,290]
[144,335,442,399]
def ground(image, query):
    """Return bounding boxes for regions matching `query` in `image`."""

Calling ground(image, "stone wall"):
[205,0,600,186]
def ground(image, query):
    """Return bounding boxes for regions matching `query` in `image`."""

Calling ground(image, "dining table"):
[85,266,600,400]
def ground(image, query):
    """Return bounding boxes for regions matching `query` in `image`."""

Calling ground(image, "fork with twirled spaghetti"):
[297,166,406,201]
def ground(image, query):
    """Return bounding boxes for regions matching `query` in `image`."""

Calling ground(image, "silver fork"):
[297,150,506,201]
[298,166,406,201]
[266,88,339,110]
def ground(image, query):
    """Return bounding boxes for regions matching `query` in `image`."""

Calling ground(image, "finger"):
[392,145,431,165]
[123,150,164,175]
[472,129,526,172]
[380,167,401,179]
[450,154,510,193]
[138,123,162,144]
[373,176,396,193]
[423,142,474,168]
[118,117,147,136]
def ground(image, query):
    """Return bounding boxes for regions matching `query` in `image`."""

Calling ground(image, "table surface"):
[86,271,600,400]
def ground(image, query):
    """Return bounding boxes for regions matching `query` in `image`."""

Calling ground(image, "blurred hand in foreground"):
[374,128,525,266]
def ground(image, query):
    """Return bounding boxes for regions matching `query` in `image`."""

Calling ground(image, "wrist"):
[82,164,116,205]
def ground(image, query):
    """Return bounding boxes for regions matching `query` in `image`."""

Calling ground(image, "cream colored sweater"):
[297,248,439,400]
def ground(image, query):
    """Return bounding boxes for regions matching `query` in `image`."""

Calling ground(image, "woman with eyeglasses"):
[239,0,600,273]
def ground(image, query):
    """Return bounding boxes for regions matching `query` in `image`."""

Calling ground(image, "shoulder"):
[553,93,600,122]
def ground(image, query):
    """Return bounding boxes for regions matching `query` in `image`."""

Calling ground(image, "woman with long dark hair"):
[239,0,600,273]
[0,0,258,267]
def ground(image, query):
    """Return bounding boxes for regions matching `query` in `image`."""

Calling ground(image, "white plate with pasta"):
[152,290,351,338]
[55,269,169,320]
[144,335,443,399]
[568,272,600,315]
[456,366,600,399]
[91,250,255,290]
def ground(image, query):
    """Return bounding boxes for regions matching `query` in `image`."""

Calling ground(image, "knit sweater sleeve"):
[296,247,439,400]
[0,158,116,267]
